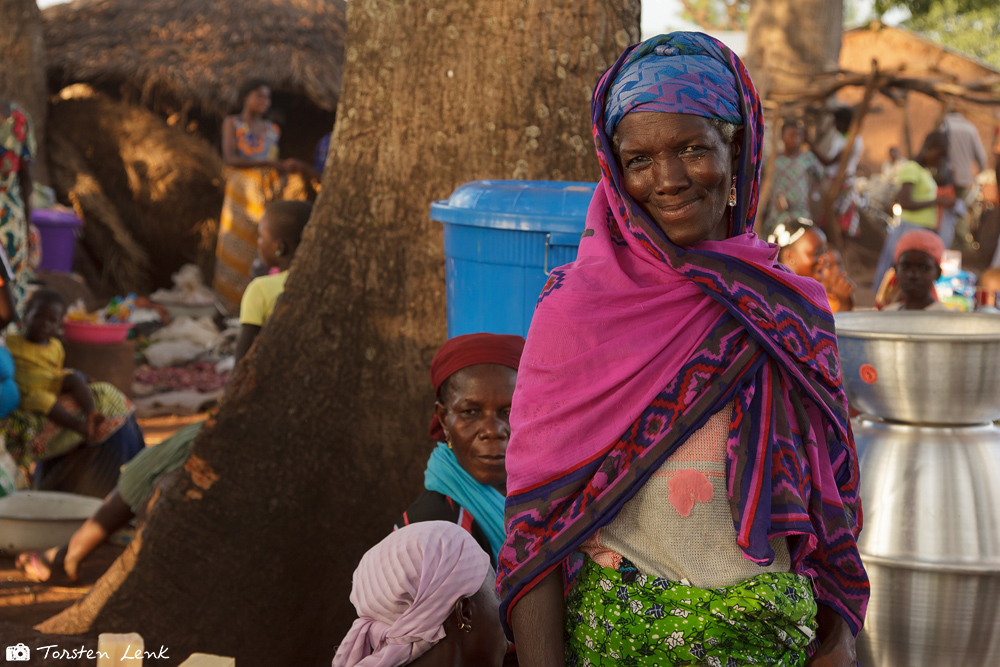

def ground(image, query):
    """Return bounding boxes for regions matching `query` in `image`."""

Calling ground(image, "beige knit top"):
[580,402,791,588]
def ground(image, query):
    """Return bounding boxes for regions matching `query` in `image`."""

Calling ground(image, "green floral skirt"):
[565,556,818,667]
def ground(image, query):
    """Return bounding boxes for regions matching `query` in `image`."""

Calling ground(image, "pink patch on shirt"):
[668,469,714,517]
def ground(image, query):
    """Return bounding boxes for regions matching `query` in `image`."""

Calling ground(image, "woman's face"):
[782,229,828,278]
[25,302,64,343]
[435,364,516,489]
[616,112,739,246]
[244,86,271,115]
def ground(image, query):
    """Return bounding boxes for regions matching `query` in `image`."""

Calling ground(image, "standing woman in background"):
[213,80,303,315]
[0,98,36,316]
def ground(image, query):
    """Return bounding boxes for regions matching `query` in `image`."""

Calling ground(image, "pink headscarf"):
[333,522,491,667]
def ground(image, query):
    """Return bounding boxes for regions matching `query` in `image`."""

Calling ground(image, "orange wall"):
[838,27,999,170]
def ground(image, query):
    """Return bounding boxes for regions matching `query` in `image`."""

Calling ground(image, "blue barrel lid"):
[430,180,596,233]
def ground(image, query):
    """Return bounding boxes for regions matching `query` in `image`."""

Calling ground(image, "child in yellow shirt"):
[234,200,312,361]
[4,289,144,497]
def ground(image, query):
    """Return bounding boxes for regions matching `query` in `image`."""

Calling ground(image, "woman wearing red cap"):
[395,333,524,566]
[878,229,949,311]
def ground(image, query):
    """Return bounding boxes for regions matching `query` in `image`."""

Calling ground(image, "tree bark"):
[0,0,48,183]
[744,0,843,99]
[36,2,640,666]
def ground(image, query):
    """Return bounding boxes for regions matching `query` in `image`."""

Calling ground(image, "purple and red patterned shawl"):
[498,32,868,638]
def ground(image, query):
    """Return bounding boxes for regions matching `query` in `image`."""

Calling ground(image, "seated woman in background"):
[16,420,203,581]
[234,200,313,362]
[3,290,144,498]
[395,332,523,567]
[333,521,508,667]
[771,217,855,312]
[878,229,949,311]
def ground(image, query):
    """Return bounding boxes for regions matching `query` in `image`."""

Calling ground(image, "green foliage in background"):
[874,0,993,19]
[679,0,864,31]
[901,1,1000,69]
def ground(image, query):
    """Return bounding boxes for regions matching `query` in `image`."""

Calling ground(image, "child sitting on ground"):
[234,200,313,361]
[4,290,144,497]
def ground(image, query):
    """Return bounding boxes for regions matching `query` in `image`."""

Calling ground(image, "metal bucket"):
[854,420,1000,666]
[836,311,1000,667]
[835,311,1000,425]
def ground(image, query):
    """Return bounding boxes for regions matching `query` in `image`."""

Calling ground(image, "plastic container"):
[431,180,595,338]
[0,491,103,553]
[63,320,133,345]
[31,209,82,273]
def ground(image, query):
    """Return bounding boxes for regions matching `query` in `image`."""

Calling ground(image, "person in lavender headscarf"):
[332,521,508,667]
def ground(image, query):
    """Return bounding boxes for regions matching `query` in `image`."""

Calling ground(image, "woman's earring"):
[728,175,738,207]
[458,623,472,633]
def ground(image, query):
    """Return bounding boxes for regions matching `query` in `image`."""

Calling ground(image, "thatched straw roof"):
[42,0,346,118]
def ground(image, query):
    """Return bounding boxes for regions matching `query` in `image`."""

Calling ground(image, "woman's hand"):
[936,193,956,208]
[807,604,857,667]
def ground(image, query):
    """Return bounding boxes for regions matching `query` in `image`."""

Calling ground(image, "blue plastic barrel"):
[431,180,596,338]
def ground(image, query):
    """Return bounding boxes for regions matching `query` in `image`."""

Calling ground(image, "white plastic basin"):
[0,491,103,553]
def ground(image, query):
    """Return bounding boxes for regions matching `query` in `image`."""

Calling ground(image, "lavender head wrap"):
[333,522,491,667]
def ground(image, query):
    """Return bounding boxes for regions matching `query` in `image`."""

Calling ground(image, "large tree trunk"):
[36,2,640,665]
[0,0,48,183]
[744,0,843,99]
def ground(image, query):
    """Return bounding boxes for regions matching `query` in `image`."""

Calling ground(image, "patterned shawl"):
[498,32,868,637]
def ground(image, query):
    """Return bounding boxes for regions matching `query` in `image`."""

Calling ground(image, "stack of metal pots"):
[835,311,1000,667]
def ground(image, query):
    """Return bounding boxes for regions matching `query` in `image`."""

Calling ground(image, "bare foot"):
[15,546,72,582]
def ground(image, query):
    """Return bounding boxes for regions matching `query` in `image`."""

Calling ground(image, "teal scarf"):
[424,442,506,561]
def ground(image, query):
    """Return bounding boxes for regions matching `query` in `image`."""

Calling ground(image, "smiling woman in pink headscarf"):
[499,32,867,667]
[333,521,508,667]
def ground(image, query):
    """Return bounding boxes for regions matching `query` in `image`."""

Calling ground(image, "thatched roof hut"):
[42,0,345,116]
[42,0,345,159]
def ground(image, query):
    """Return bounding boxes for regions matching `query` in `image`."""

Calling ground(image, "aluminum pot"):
[854,418,1000,666]
[835,311,1000,425]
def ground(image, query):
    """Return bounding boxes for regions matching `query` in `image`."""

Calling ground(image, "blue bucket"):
[431,180,596,338]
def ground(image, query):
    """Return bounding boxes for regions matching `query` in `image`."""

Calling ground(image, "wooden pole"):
[899,92,913,158]
[821,59,880,252]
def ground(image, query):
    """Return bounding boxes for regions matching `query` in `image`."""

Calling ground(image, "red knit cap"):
[428,332,525,441]
[895,229,945,265]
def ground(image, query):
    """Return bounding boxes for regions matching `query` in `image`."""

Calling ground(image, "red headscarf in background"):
[428,333,525,441]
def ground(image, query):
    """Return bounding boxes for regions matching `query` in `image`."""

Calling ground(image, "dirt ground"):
[0,413,205,631]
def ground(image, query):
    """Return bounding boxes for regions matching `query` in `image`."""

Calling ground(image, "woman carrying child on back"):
[234,199,313,362]
[3,290,144,497]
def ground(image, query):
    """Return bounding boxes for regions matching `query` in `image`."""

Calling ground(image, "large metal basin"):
[854,419,1000,666]
[835,311,1000,424]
